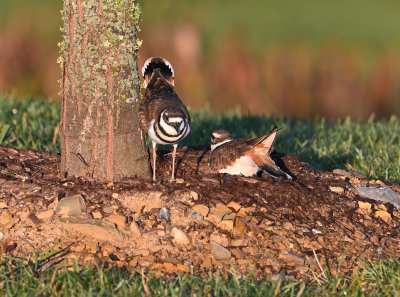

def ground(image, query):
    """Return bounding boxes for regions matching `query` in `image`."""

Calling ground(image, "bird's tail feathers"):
[142,57,174,88]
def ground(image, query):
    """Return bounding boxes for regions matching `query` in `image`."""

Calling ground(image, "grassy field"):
[3,0,400,52]
[0,96,399,183]
[2,255,400,296]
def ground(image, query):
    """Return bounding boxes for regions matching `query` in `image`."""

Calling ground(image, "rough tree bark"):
[59,0,150,181]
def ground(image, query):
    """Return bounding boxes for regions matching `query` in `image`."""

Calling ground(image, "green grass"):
[0,96,399,183]
[2,255,400,296]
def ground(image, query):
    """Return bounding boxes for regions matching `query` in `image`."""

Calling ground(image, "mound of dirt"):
[1,145,400,280]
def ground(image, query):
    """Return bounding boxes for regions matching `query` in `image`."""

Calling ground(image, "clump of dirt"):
[0,145,400,280]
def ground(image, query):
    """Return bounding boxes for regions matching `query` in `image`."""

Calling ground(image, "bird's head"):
[210,129,233,151]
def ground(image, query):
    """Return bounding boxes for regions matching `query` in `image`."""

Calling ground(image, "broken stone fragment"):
[279,249,305,265]
[55,194,86,216]
[60,218,124,242]
[190,191,199,201]
[0,201,7,209]
[374,210,391,223]
[0,210,13,225]
[227,201,241,211]
[191,211,203,220]
[355,187,400,208]
[329,186,344,194]
[358,201,372,210]
[192,205,209,217]
[91,211,103,219]
[129,220,141,237]
[28,213,41,226]
[0,231,3,241]
[159,207,170,222]
[107,214,127,228]
[210,240,231,260]
[37,209,54,220]
[171,228,190,246]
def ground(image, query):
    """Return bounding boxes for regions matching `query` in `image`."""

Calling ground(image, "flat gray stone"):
[55,194,86,216]
[355,187,400,208]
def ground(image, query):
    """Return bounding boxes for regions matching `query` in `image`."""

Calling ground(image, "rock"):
[0,210,13,225]
[329,186,344,194]
[0,231,3,241]
[191,211,203,220]
[119,191,163,213]
[107,214,126,228]
[28,213,41,226]
[375,210,391,223]
[333,169,365,178]
[72,244,86,252]
[171,228,190,246]
[196,242,204,251]
[192,205,209,217]
[217,220,234,231]
[129,221,141,236]
[111,193,119,199]
[175,178,184,184]
[211,203,233,220]
[355,187,400,208]
[102,207,113,214]
[91,211,103,219]
[279,249,304,265]
[234,217,247,233]
[190,191,199,201]
[358,201,372,210]
[227,201,241,211]
[210,240,231,260]
[37,209,54,220]
[60,218,124,243]
[160,207,170,222]
[55,194,86,216]
[0,201,7,209]
[312,229,322,234]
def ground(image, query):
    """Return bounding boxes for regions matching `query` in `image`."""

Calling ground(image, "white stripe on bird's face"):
[210,139,232,151]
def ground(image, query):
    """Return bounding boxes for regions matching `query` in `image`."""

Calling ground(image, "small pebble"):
[191,211,203,220]
[160,207,170,222]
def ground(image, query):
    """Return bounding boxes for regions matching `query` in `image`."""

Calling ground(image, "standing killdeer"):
[209,127,292,179]
[139,57,191,182]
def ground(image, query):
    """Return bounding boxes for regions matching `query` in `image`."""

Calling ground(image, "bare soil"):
[1,145,400,280]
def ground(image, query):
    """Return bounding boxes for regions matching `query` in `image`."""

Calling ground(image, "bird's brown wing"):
[210,140,247,172]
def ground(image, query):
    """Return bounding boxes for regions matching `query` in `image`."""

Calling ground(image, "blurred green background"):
[1,0,400,118]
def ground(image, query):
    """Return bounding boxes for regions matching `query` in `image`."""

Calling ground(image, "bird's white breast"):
[219,155,259,177]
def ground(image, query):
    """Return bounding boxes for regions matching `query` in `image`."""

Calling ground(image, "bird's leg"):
[170,144,178,182]
[152,141,157,183]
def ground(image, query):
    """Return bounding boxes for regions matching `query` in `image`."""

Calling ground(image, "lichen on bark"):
[59,0,150,181]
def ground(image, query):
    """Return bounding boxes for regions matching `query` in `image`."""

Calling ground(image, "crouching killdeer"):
[209,127,292,179]
[139,57,191,182]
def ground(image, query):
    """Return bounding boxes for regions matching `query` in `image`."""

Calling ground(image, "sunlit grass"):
[2,255,400,296]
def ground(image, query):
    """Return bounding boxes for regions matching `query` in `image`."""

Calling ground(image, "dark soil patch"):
[1,145,400,280]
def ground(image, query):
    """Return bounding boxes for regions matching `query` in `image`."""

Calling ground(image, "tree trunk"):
[59,0,150,181]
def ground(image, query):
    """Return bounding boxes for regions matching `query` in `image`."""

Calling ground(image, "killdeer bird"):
[139,57,191,182]
[209,127,292,179]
